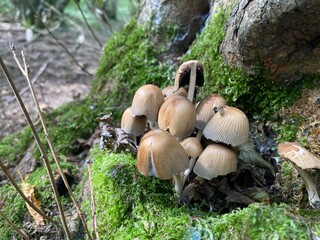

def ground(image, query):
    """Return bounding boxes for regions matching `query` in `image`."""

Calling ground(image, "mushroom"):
[278,142,320,208]
[121,107,146,145]
[195,94,227,141]
[137,129,189,195]
[162,85,187,100]
[203,106,249,147]
[158,95,196,140]
[193,143,237,180]
[180,137,203,185]
[174,60,204,102]
[131,84,164,129]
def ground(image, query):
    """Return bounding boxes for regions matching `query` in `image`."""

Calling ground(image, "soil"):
[0,20,108,138]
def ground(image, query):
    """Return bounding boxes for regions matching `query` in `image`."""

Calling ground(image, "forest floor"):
[0,20,108,138]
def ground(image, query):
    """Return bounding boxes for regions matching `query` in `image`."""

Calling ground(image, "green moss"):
[89,148,192,239]
[201,203,318,239]
[89,148,320,239]
[0,184,26,239]
[185,7,318,117]
[92,20,175,120]
[0,127,33,164]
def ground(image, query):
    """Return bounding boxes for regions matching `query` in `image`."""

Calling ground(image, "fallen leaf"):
[21,181,45,225]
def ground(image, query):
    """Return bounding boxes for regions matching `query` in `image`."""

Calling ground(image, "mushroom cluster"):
[121,60,250,196]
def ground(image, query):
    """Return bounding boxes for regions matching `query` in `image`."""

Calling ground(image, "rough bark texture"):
[137,0,210,53]
[220,0,320,81]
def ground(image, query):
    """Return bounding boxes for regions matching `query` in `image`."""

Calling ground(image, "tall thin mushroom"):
[174,60,204,102]
[278,142,320,208]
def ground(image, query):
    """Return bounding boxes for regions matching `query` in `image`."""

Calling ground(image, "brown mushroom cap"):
[137,129,189,180]
[162,86,187,100]
[278,142,320,169]
[180,137,203,158]
[131,84,164,122]
[195,94,227,131]
[158,95,196,138]
[193,143,237,180]
[203,106,249,147]
[121,107,146,136]
[174,60,204,91]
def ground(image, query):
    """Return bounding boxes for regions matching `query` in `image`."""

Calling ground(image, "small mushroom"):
[137,129,189,195]
[193,143,237,180]
[131,84,164,129]
[162,85,187,100]
[278,142,320,208]
[174,60,204,102]
[158,95,196,139]
[180,137,203,185]
[195,94,227,141]
[203,106,249,147]
[121,107,147,145]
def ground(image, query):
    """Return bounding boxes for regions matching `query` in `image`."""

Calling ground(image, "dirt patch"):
[0,21,107,137]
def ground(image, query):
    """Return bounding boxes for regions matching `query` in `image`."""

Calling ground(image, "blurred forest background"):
[0,0,138,137]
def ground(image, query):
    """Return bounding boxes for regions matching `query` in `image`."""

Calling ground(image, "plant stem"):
[0,57,71,239]
[293,165,320,208]
[187,61,197,103]
[20,50,93,240]
[0,209,30,240]
[88,159,100,240]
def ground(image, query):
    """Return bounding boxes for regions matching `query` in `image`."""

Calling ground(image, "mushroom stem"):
[148,120,158,130]
[196,130,203,142]
[174,174,184,197]
[293,164,320,208]
[182,157,198,186]
[187,61,197,102]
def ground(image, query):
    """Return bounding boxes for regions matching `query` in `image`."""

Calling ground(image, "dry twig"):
[88,159,100,240]
[0,53,72,239]
[15,47,93,240]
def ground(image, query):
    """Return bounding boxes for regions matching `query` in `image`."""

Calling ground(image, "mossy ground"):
[88,148,320,239]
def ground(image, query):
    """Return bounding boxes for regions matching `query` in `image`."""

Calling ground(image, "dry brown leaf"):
[21,181,45,225]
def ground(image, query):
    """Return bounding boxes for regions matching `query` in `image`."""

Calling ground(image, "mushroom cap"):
[137,129,189,180]
[180,137,203,158]
[121,107,146,136]
[278,142,320,169]
[174,60,204,91]
[158,95,196,138]
[195,94,227,131]
[203,106,249,147]
[131,84,164,122]
[162,86,187,100]
[193,143,237,180]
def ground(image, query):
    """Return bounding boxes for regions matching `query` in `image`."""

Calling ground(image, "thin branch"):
[0,56,71,240]
[74,0,103,49]
[26,0,92,76]
[0,207,30,240]
[19,49,93,240]
[88,159,100,240]
[4,58,50,106]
